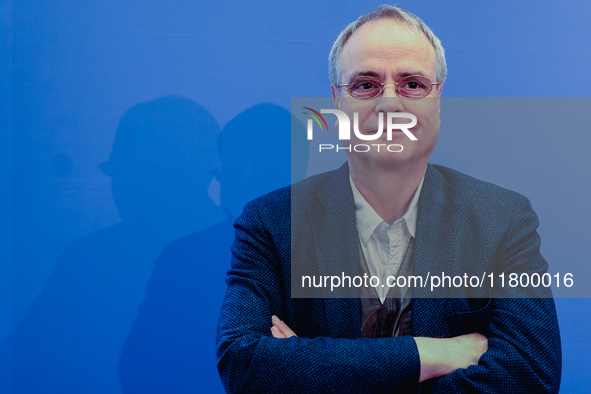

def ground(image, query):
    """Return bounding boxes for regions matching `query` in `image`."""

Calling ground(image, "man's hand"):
[270,315,298,338]
[415,333,488,382]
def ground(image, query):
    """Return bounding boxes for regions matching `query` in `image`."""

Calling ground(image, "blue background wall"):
[1,0,590,392]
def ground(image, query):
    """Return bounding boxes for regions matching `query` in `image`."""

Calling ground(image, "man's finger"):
[271,325,286,338]
[271,315,298,338]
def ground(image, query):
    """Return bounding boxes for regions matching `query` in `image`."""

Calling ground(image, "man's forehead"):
[340,19,436,78]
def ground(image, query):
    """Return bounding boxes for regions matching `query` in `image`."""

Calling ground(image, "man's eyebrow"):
[398,71,427,78]
[347,70,382,80]
[347,70,429,81]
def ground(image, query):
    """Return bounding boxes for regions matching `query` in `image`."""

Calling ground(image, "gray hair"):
[328,4,447,86]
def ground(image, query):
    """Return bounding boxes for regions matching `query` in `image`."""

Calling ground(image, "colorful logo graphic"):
[302,107,328,132]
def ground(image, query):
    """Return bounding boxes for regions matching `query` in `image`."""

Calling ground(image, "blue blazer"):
[216,163,561,393]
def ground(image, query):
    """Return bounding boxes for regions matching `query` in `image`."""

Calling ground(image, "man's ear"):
[436,82,444,98]
[331,85,341,109]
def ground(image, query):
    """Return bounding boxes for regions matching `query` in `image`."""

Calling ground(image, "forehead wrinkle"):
[340,20,436,82]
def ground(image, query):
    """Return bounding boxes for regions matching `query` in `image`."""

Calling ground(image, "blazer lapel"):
[411,164,460,337]
[308,163,361,338]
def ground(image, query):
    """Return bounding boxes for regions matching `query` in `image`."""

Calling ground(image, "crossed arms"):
[216,193,561,393]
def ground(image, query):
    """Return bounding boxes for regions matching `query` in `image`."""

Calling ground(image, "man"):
[216,5,561,393]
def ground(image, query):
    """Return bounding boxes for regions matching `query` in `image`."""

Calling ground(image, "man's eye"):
[354,81,378,90]
[404,80,425,89]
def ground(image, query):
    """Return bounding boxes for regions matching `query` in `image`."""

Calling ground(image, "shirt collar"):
[349,173,424,246]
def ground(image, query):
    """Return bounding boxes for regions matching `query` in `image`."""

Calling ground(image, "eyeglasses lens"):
[347,75,433,99]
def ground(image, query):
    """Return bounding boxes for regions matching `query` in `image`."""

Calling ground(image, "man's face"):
[332,19,443,170]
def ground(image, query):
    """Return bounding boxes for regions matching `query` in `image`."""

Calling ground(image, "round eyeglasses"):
[336,75,440,100]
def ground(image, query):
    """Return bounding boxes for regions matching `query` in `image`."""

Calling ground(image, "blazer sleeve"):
[421,196,562,393]
[216,200,421,393]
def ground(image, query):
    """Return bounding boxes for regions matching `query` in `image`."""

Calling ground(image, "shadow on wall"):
[117,103,309,393]
[1,95,225,393]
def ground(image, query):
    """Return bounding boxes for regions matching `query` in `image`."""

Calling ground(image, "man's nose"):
[376,83,405,113]
[381,82,399,98]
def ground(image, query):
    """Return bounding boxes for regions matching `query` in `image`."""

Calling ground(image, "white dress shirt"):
[349,174,424,303]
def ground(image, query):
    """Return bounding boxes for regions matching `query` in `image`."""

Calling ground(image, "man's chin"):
[347,148,416,168]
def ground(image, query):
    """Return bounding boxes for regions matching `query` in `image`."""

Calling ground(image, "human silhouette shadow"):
[1,95,225,393]
[117,103,309,393]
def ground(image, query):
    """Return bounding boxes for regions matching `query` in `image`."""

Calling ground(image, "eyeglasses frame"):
[336,75,441,100]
